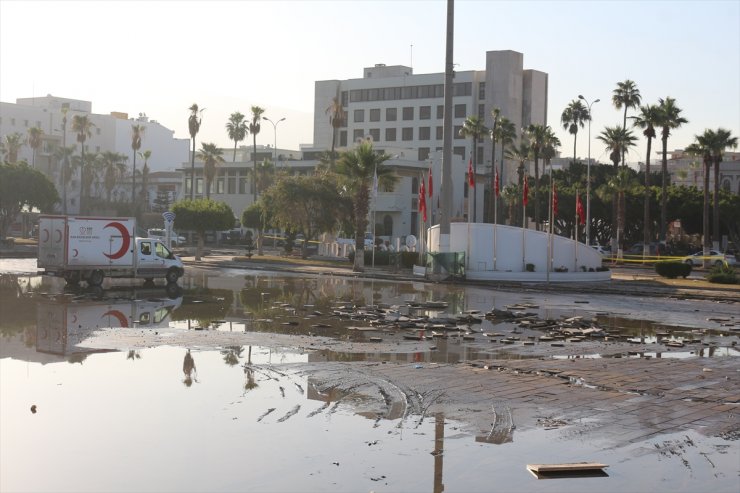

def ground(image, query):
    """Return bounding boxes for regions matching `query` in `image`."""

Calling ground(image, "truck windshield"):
[155,242,172,259]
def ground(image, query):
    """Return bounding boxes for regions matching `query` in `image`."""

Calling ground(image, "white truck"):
[38,215,184,286]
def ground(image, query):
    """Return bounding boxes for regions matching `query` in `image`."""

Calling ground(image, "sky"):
[1,0,739,166]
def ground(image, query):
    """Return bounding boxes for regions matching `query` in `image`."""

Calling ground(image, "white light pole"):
[263,117,286,163]
[578,95,599,246]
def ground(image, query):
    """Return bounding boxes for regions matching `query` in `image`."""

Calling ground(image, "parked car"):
[147,229,186,246]
[683,250,737,267]
[589,244,611,257]
[626,242,666,255]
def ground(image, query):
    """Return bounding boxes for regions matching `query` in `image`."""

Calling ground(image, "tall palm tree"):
[27,127,44,168]
[98,151,128,203]
[598,125,637,251]
[459,115,488,222]
[1,133,24,163]
[607,167,640,258]
[335,140,398,272]
[71,114,95,212]
[491,116,517,223]
[656,97,688,241]
[130,124,145,205]
[325,96,344,166]
[686,136,713,262]
[226,112,248,162]
[560,99,590,166]
[74,152,99,213]
[524,124,551,229]
[139,150,152,210]
[631,104,661,257]
[705,129,738,248]
[188,103,202,200]
[505,138,531,224]
[196,143,225,200]
[612,80,641,166]
[54,145,75,214]
[249,106,266,197]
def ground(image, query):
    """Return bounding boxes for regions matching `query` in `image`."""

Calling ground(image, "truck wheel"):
[88,270,105,287]
[165,267,180,284]
[63,271,80,285]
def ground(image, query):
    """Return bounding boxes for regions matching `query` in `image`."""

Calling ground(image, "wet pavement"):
[1,258,738,492]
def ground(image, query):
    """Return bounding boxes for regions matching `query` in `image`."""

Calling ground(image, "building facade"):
[656,149,740,194]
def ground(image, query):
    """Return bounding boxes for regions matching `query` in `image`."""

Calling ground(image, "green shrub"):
[655,261,692,279]
[706,263,738,284]
[526,263,535,272]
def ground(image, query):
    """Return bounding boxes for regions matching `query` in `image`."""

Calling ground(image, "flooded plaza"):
[1,259,738,492]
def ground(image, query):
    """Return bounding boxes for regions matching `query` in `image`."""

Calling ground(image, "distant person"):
[183,349,197,387]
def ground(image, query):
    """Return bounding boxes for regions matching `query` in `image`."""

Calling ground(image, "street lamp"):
[263,116,286,163]
[578,94,599,246]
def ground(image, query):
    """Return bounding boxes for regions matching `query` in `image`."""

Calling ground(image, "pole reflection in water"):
[433,412,445,493]
[183,349,197,386]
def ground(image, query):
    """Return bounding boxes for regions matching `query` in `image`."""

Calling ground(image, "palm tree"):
[196,143,225,200]
[139,150,152,209]
[188,104,202,200]
[71,115,95,212]
[560,99,590,166]
[459,115,488,222]
[491,116,517,223]
[249,106,265,197]
[704,129,738,248]
[607,167,640,259]
[131,124,145,205]
[335,140,398,272]
[656,97,688,241]
[27,127,44,168]
[686,136,713,262]
[54,145,75,214]
[325,96,344,166]
[226,112,248,162]
[631,104,661,257]
[598,125,637,251]
[74,152,99,213]
[505,138,531,224]
[501,184,520,226]
[1,133,24,163]
[98,151,128,203]
[524,124,551,229]
[612,80,641,166]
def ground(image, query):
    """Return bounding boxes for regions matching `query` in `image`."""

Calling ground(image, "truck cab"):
[134,238,184,283]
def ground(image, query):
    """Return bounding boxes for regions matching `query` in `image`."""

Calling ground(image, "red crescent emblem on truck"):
[103,222,131,260]
[102,310,129,328]
[42,229,49,242]
[55,230,62,242]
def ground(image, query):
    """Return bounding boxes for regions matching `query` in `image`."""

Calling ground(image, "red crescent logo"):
[103,310,129,328]
[55,230,62,243]
[42,229,50,242]
[71,315,77,323]
[103,222,131,260]
[73,248,79,257]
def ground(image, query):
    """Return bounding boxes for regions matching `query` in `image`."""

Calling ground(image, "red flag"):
[419,178,427,222]
[552,182,558,216]
[576,194,585,225]
[523,176,529,206]
[428,167,433,198]
[494,170,500,197]
[467,157,474,187]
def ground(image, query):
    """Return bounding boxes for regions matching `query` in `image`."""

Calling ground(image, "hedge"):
[654,261,692,279]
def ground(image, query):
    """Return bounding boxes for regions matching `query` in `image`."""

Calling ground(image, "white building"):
[650,149,740,194]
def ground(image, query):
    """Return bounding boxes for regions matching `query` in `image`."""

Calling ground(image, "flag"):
[494,170,500,197]
[552,182,558,216]
[428,166,433,198]
[523,176,529,206]
[419,178,427,222]
[372,170,378,198]
[576,193,585,225]
[467,157,474,187]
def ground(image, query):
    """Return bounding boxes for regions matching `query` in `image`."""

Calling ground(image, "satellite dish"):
[405,235,417,248]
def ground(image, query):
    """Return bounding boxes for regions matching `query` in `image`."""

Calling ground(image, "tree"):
[260,174,347,258]
[2,133,24,164]
[248,106,266,254]
[196,143,225,200]
[172,198,234,261]
[611,80,641,166]
[631,103,661,257]
[686,136,713,262]
[98,151,128,203]
[560,99,590,166]
[71,114,95,212]
[54,145,75,214]
[656,97,688,242]
[139,150,152,210]
[325,96,344,166]
[703,129,737,248]
[459,115,488,222]
[27,127,44,168]
[505,139,531,224]
[188,103,203,200]
[597,126,637,249]
[131,124,145,205]
[335,140,398,271]
[74,152,99,213]
[524,124,552,230]
[226,112,248,162]
[491,116,516,222]
[0,162,59,240]
[606,167,640,258]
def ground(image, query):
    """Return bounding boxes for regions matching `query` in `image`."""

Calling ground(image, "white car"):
[683,250,737,267]
[147,229,186,246]
[589,245,611,257]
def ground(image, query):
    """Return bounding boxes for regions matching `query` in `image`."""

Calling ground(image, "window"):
[354,109,364,123]
[140,242,152,255]
[419,127,431,140]
[155,242,171,259]
[418,148,430,161]
[385,128,397,141]
[227,171,236,194]
[478,81,486,99]
[339,130,347,147]
[382,215,393,236]
[369,128,380,142]
[436,126,443,140]
[454,104,466,118]
[239,174,248,194]
[454,125,463,139]
[185,178,192,194]
[216,176,225,194]
[454,146,466,159]
[402,127,413,141]
[369,109,380,122]
[353,129,364,142]
[420,106,431,120]
[412,176,419,194]
[478,104,485,118]
[402,107,414,120]
[436,105,444,119]
[477,147,484,164]
[386,108,397,121]
[196,178,203,194]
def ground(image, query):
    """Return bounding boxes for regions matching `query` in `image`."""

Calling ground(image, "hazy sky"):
[1,0,738,165]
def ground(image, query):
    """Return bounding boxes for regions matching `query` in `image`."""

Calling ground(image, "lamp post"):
[578,95,599,246]
[263,117,286,163]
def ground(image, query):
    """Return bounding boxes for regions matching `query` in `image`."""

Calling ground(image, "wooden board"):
[527,462,608,472]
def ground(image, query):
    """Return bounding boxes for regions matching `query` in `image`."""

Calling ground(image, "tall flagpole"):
[522,172,527,272]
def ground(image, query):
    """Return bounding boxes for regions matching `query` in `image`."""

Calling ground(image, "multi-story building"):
[652,149,740,194]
